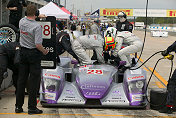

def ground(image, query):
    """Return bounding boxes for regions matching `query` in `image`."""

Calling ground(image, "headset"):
[118,11,127,19]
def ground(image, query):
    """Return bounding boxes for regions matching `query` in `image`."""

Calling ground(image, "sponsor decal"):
[100,8,133,16]
[62,99,82,102]
[128,76,144,80]
[45,93,56,100]
[132,94,143,102]
[112,90,122,97]
[112,97,122,99]
[167,10,176,17]
[65,89,74,95]
[81,84,105,90]
[85,91,100,96]
[105,100,126,103]
[44,73,60,79]
[65,96,75,98]
[79,65,92,72]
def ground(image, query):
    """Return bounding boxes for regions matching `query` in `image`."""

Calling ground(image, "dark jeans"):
[16,48,41,109]
[166,69,176,106]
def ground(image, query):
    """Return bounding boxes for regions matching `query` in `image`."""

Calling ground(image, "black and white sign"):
[38,16,57,69]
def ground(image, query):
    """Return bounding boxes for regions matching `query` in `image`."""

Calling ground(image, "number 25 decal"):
[87,69,103,75]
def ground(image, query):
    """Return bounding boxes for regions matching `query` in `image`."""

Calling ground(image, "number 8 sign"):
[38,22,51,39]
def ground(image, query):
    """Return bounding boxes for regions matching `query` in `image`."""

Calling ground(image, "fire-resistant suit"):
[89,20,102,62]
[113,31,143,67]
[89,22,101,35]
[71,34,105,65]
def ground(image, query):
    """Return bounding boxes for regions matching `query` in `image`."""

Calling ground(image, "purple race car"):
[40,57,147,108]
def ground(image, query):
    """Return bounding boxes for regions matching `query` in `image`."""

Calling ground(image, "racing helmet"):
[104,37,116,51]
[104,27,117,39]
[118,11,127,18]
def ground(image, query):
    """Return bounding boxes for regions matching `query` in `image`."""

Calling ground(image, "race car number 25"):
[87,69,103,75]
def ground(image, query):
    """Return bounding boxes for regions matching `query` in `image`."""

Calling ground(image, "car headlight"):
[136,81,144,89]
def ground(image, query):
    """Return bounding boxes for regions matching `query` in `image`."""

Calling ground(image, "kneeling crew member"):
[110,31,143,71]
[71,34,105,65]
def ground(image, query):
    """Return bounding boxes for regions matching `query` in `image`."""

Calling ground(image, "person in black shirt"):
[56,31,79,62]
[116,11,133,33]
[7,0,27,29]
[56,23,79,63]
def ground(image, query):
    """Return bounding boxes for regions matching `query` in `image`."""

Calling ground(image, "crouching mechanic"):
[109,31,143,71]
[159,41,176,114]
[71,33,105,65]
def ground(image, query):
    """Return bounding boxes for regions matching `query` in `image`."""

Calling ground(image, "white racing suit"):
[89,23,101,35]
[113,31,143,67]
[70,33,105,65]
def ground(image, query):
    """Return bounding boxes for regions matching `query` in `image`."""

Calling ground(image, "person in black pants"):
[0,42,20,99]
[7,0,27,29]
[116,11,133,33]
[159,41,176,114]
[15,4,48,115]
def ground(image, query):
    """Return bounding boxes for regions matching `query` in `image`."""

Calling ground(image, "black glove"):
[161,50,169,56]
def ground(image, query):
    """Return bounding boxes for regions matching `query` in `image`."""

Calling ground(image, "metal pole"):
[134,16,135,30]
[65,0,66,8]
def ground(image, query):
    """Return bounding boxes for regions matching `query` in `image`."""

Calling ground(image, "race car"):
[40,57,147,108]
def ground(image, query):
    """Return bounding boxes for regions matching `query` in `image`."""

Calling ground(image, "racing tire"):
[150,88,176,111]
[150,88,167,110]
[0,24,19,45]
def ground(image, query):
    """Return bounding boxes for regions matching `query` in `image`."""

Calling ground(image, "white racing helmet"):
[118,11,127,22]
[104,27,117,39]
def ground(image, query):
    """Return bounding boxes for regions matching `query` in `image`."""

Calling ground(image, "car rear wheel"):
[0,24,19,45]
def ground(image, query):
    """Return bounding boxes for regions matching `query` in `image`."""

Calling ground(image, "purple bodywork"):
[40,63,147,107]
[75,65,116,99]
[41,66,65,104]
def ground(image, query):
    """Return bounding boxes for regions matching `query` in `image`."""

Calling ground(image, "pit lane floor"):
[0,30,176,118]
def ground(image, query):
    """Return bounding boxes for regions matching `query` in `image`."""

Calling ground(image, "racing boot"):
[159,105,173,114]
[131,58,137,67]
